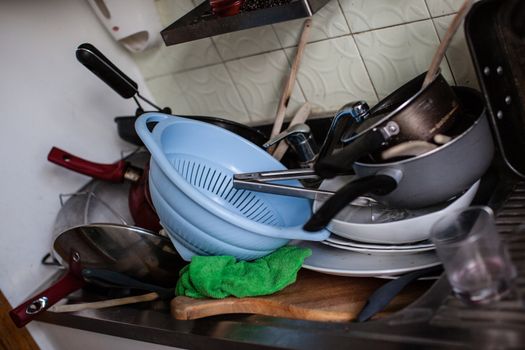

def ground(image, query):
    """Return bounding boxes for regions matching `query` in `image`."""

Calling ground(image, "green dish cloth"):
[176,246,312,299]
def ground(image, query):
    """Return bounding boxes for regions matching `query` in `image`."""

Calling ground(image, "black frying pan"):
[315,72,462,178]
[76,43,268,147]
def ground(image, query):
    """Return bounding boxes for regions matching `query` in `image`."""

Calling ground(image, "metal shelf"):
[161,0,330,46]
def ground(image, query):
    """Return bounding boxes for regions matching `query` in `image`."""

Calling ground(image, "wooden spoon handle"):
[48,292,160,313]
[422,0,474,88]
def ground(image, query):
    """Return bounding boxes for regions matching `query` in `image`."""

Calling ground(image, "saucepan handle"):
[47,147,128,182]
[356,265,443,322]
[9,262,85,327]
[82,269,173,299]
[303,174,398,232]
[315,128,390,179]
[76,43,138,99]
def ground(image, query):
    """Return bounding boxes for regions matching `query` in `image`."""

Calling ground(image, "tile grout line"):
[424,0,458,87]
[426,7,458,86]
[208,34,255,121]
[220,62,253,122]
[336,0,380,103]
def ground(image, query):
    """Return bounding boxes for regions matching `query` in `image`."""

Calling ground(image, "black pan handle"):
[303,174,398,232]
[356,265,443,322]
[315,127,390,179]
[82,268,174,299]
[76,43,138,99]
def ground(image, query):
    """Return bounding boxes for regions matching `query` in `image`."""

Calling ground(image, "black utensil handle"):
[356,265,443,322]
[82,269,173,299]
[315,129,387,179]
[76,43,138,99]
[303,175,397,232]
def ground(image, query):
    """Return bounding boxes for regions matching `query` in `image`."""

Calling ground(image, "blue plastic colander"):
[135,113,329,260]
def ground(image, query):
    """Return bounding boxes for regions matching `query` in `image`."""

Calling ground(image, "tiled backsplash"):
[132,0,479,125]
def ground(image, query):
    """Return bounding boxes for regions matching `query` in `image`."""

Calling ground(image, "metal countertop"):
[35,170,525,350]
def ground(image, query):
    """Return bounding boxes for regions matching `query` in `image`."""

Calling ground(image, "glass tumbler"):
[430,206,517,305]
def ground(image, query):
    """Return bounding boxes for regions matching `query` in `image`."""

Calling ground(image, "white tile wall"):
[273,1,350,47]
[340,0,429,33]
[212,25,281,60]
[132,0,480,124]
[425,0,466,17]
[225,50,306,123]
[285,36,377,113]
[354,20,453,98]
[147,63,250,122]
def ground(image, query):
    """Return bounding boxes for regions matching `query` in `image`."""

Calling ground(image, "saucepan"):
[9,224,184,327]
[304,86,493,231]
[234,87,494,231]
[48,147,161,232]
[76,43,268,147]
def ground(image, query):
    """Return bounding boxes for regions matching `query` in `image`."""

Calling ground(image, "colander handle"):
[135,113,172,158]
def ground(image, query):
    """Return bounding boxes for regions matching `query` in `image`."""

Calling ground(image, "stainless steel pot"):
[303,87,494,231]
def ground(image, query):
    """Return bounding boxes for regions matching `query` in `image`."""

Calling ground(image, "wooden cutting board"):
[172,270,431,322]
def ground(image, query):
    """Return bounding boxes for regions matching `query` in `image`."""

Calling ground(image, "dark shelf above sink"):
[161,0,331,46]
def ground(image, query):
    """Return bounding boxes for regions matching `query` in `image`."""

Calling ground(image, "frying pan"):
[47,147,160,232]
[315,72,462,178]
[9,224,183,327]
[76,43,268,147]
[304,87,494,231]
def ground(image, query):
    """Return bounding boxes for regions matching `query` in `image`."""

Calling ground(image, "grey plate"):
[293,241,441,277]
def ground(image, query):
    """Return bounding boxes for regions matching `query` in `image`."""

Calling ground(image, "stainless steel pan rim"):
[52,223,171,266]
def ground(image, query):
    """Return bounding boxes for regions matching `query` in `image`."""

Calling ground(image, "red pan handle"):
[48,147,128,182]
[9,253,86,328]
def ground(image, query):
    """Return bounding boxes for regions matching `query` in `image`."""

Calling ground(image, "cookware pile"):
[10,6,502,325]
[230,76,494,279]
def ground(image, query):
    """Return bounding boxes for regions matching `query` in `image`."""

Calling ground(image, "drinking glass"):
[430,206,517,305]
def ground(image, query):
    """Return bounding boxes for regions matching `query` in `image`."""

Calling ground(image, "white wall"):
[0,1,156,349]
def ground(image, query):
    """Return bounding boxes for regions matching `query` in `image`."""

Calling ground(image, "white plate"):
[312,178,480,244]
[294,240,441,277]
[321,240,435,255]
[325,235,434,250]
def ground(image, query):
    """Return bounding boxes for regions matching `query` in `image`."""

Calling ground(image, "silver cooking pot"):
[303,87,494,231]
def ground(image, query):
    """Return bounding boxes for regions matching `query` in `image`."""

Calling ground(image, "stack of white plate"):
[294,177,480,277]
